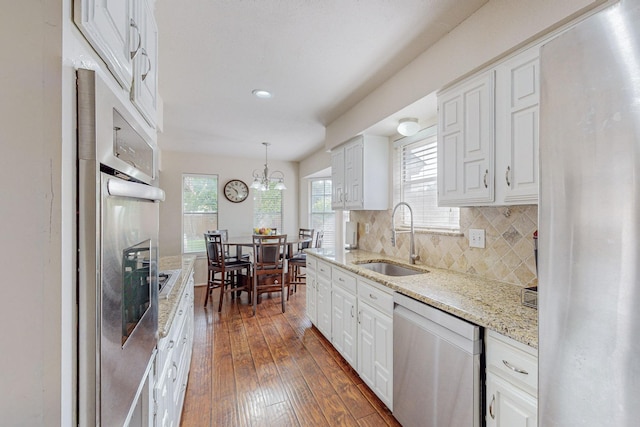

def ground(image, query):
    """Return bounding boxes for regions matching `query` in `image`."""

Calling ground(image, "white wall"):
[325,0,609,150]
[158,150,299,258]
[298,147,332,229]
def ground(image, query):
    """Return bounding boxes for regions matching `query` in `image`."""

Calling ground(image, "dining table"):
[225,234,313,261]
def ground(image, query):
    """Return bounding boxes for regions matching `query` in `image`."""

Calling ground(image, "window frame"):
[394,125,460,232]
[252,181,284,232]
[309,178,334,249]
[181,173,219,254]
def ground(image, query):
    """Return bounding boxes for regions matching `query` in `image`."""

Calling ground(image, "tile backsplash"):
[351,205,538,287]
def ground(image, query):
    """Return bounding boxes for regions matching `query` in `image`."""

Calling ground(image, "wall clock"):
[223,179,249,203]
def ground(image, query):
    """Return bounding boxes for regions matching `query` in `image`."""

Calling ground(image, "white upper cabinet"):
[131,0,159,127]
[438,44,540,207]
[495,46,540,204]
[438,71,495,205]
[331,135,389,210]
[74,0,136,91]
[75,0,158,128]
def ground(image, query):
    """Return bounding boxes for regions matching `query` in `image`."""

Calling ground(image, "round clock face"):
[224,179,249,203]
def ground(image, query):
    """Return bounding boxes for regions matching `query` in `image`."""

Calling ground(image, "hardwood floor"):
[180,285,400,427]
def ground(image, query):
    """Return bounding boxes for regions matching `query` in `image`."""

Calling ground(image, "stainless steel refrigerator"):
[539,0,640,425]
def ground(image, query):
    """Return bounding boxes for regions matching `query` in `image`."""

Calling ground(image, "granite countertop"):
[158,255,196,338]
[307,248,538,349]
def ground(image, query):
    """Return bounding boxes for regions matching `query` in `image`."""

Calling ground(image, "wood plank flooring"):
[180,285,400,427]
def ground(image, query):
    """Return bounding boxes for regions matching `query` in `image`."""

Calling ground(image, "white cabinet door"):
[74,0,135,90]
[344,139,364,210]
[330,135,388,210]
[438,71,495,206]
[497,47,539,204]
[486,374,538,427]
[357,301,393,409]
[305,259,317,324]
[331,149,345,209]
[331,285,357,367]
[131,0,158,127]
[316,274,332,340]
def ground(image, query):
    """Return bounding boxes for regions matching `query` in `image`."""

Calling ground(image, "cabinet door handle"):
[503,359,529,375]
[489,394,495,419]
[344,192,348,202]
[140,48,152,81]
[483,170,489,188]
[130,19,141,59]
[505,166,511,187]
[351,306,354,318]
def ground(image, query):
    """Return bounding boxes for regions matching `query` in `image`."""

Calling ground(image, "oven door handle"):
[107,177,165,202]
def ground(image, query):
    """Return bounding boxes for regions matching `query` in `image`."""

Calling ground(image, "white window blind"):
[394,126,459,231]
[253,182,283,232]
[309,179,334,248]
[182,174,218,253]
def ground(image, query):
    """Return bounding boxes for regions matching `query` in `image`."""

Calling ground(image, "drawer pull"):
[503,359,528,375]
[369,293,378,300]
[489,394,495,419]
[339,277,344,282]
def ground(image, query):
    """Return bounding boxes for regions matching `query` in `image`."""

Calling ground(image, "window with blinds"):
[395,126,460,231]
[253,181,283,231]
[182,174,218,253]
[309,179,334,248]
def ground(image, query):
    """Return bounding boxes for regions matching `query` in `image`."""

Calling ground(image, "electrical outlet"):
[469,228,486,248]
[365,223,371,234]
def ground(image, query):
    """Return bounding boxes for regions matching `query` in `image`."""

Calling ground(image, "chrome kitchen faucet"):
[391,202,420,264]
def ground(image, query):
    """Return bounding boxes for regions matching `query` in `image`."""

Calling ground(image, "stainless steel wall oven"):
[77,69,164,426]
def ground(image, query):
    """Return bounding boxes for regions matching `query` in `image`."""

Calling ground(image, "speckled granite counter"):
[307,248,538,348]
[158,255,196,338]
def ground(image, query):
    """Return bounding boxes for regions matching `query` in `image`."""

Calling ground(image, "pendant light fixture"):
[250,142,286,191]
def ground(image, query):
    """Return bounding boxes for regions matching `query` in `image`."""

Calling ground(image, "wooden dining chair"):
[252,234,288,315]
[208,229,250,262]
[288,228,315,294]
[204,232,252,311]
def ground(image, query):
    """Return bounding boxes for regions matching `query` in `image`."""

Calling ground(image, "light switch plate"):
[469,228,486,248]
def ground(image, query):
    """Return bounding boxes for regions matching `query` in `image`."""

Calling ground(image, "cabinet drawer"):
[333,267,357,294]
[486,330,538,395]
[306,256,317,272]
[358,278,393,315]
[317,260,331,279]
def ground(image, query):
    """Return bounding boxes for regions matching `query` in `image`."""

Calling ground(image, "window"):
[253,182,283,231]
[182,174,218,253]
[395,126,459,231]
[309,179,334,248]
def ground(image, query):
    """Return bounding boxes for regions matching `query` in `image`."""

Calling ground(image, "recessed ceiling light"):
[252,89,272,99]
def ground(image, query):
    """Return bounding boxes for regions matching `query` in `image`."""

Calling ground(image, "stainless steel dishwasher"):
[393,292,482,427]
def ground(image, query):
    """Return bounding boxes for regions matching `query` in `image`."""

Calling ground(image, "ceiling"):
[155,0,487,162]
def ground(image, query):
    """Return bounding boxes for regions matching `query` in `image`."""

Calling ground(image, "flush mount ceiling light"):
[252,89,273,99]
[397,118,421,136]
[250,142,286,191]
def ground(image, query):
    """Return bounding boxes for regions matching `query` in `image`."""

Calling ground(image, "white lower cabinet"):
[331,267,358,367]
[154,272,194,427]
[485,330,538,427]
[315,260,333,340]
[305,257,317,324]
[356,278,393,410]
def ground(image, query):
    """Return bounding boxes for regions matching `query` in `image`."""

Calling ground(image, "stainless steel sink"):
[357,262,427,277]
